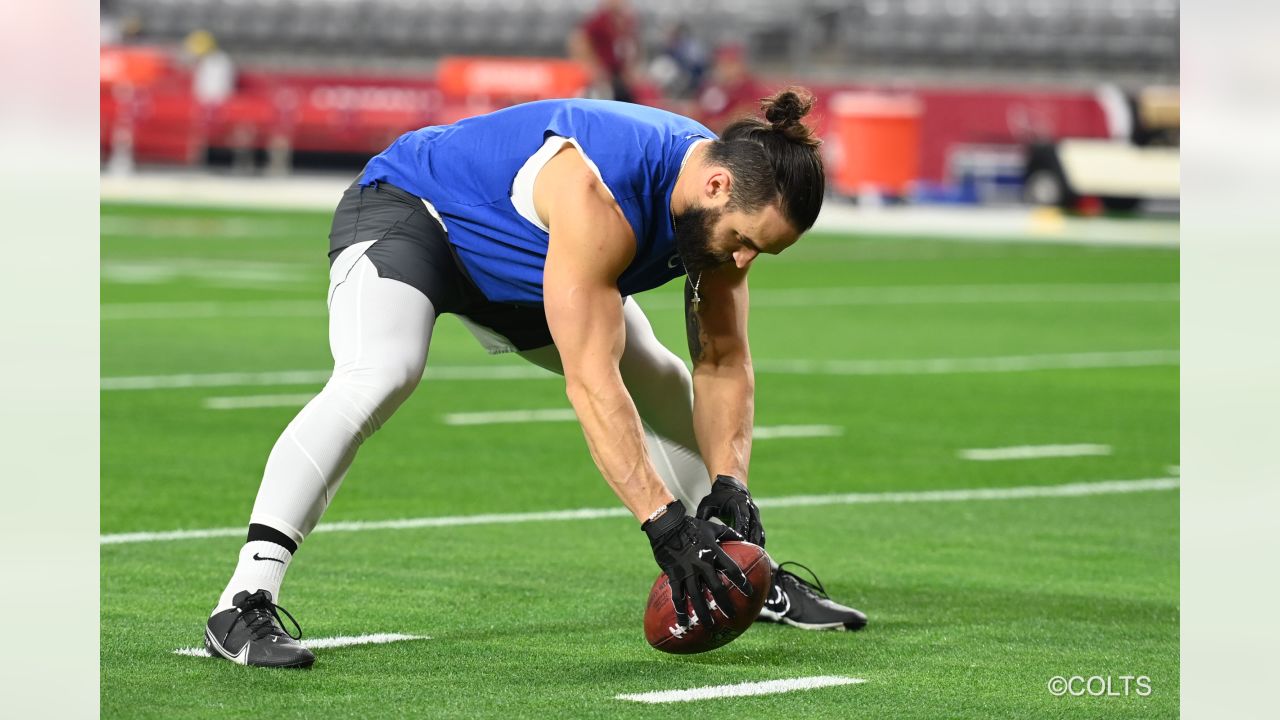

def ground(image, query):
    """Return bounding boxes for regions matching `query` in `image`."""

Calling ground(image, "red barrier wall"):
[800,81,1109,184]
[101,47,1110,182]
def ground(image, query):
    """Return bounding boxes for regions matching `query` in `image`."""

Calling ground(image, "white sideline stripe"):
[959,444,1113,461]
[754,350,1179,376]
[616,676,866,703]
[101,350,1178,391]
[174,633,427,657]
[100,174,1176,246]
[101,477,1178,546]
[101,215,304,239]
[101,283,1178,320]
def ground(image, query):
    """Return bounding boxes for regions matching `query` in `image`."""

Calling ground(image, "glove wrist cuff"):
[713,474,750,495]
[641,499,686,541]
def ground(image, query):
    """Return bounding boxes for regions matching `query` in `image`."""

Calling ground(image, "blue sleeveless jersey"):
[360,99,715,305]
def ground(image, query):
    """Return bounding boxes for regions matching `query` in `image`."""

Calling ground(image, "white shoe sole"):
[781,618,850,631]
[757,607,785,623]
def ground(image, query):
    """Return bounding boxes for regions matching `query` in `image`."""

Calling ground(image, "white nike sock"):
[214,541,293,614]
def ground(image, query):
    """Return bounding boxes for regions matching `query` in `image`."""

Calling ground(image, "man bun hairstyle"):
[706,87,825,233]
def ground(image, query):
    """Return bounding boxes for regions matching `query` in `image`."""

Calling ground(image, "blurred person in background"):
[568,0,640,103]
[184,29,236,110]
[100,14,123,45]
[183,29,237,166]
[697,43,766,133]
[203,90,868,668]
[649,22,710,101]
[100,14,142,46]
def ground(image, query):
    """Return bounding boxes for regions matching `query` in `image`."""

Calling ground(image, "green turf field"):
[101,201,1178,718]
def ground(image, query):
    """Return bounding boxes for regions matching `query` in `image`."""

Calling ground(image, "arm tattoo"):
[684,276,709,363]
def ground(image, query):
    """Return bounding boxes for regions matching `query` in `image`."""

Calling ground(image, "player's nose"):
[734,247,759,269]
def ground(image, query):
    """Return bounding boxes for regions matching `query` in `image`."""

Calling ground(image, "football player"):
[205,89,867,668]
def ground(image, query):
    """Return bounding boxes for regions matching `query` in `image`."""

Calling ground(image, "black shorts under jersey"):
[327,179,554,352]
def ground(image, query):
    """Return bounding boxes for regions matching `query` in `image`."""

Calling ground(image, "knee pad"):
[323,365,421,439]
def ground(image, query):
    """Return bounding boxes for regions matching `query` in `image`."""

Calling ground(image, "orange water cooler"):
[828,92,922,197]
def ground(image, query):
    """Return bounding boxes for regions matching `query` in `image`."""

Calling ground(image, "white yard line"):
[104,301,324,320]
[101,476,1178,546]
[748,477,1178,509]
[616,676,866,703]
[959,444,1113,461]
[440,409,843,442]
[204,394,319,410]
[101,283,1177,320]
[640,283,1177,310]
[443,408,579,425]
[103,365,555,391]
[751,425,843,439]
[209,397,842,438]
[101,259,309,287]
[102,350,1178,391]
[174,633,428,658]
[754,350,1178,376]
[106,369,334,391]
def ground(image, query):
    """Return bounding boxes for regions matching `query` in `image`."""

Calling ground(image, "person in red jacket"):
[568,0,640,103]
[698,43,768,133]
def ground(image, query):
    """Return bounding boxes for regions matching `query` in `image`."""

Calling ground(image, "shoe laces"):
[777,561,830,601]
[229,590,304,643]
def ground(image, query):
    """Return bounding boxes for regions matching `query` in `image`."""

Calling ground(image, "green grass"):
[101,202,1179,718]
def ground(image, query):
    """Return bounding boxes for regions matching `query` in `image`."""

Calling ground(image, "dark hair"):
[705,87,825,233]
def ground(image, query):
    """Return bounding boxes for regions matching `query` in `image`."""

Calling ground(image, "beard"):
[673,204,731,275]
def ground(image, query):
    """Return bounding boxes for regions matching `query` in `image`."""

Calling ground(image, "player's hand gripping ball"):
[643,540,773,654]
[697,474,765,546]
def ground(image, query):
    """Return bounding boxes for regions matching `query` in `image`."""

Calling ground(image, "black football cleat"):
[756,562,868,631]
[204,590,315,668]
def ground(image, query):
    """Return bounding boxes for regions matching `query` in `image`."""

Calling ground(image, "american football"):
[644,541,773,654]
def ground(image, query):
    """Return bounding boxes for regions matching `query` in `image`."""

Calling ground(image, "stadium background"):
[99,1,1179,717]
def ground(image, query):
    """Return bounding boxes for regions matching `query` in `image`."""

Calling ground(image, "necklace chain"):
[675,140,709,308]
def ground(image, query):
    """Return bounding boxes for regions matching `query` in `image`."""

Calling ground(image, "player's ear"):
[704,168,732,205]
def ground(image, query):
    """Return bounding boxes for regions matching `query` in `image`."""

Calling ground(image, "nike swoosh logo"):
[698,548,713,558]
[766,583,791,615]
[253,553,285,564]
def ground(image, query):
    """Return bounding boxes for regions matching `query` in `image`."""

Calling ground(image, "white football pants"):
[248,242,713,546]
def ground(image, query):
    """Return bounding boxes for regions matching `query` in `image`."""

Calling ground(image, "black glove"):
[642,500,753,629]
[696,475,765,547]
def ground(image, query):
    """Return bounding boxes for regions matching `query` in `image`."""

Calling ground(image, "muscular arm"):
[537,148,674,522]
[686,264,754,484]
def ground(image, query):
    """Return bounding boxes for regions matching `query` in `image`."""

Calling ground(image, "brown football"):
[644,541,773,654]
